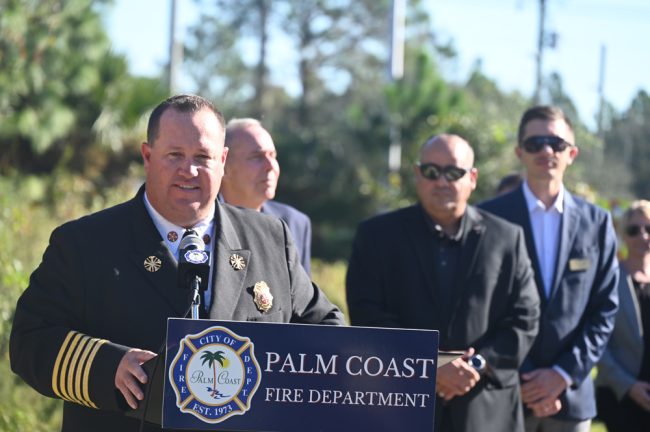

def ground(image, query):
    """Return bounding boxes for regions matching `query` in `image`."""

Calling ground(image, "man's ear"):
[221,147,230,175]
[568,145,579,164]
[469,167,478,190]
[141,142,151,168]
[515,145,523,160]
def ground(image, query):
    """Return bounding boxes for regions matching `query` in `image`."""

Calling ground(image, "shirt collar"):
[143,193,215,249]
[422,205,467,242]
[522,180,564,213]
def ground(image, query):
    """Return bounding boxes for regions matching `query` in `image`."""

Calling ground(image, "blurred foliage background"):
[0,0,645,429]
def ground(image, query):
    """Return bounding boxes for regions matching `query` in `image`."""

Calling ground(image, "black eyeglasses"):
[521,135,573,153]
[417,163,470,182]
[625,225,650,237]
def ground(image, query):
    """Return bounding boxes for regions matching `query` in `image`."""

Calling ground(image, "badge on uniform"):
[144,256,162,272]
[229,254,246,270]
[253,281,273,313]
[569,258,590,271]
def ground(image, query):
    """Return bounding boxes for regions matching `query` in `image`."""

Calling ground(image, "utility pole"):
[597,44,607,138]
[168,0,182,94]
[533,0,546,103]
[388,0,405,174]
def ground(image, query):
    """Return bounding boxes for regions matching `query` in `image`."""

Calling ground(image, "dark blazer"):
[10,187,343,432]
[262,200,312,275]
[346,204,540,432]
[480,186,619,421]
[596,267,644,399]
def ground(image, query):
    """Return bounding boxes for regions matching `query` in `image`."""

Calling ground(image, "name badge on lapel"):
[569,258,590,272]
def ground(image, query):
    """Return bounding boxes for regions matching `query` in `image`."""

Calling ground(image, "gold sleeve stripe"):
[51,330,107,409]
[59,333,85,403]
[82,338,107,409]
[52,331,78,400]
[57,332,84,402]
[67,335,91,406]
[75,337,99,408]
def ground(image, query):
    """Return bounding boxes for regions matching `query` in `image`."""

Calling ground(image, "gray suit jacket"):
[596,267,644,399]
[10,186,343,432]
[262,200,312,275]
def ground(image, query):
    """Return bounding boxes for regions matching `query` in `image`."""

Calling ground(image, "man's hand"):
[436,348,481,402]
[115,348,157,409]
[628,381,650,412]
[521,368,567,417]
[529,398,562,417]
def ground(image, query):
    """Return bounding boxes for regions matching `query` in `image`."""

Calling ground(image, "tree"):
[545,73,632,201]
[200,350,227,397]
[454,62,530,200]
[186,0,276,118]
[0,0,166,183]
[604,90,650,198]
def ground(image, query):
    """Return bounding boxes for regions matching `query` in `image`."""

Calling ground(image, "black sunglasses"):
[625,224,650,237]
[521,135,573,153]
[417,163,470,182]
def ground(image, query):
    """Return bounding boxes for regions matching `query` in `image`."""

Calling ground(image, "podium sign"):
[162,318,438,431]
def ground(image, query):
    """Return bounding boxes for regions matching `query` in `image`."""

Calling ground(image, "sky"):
[105,0,650,130]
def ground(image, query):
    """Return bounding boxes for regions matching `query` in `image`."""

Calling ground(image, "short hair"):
[622,200,650,228]
[496,173,523,195]
[517,106,573,145]
[224,118,263,148]
[147,94,225,144]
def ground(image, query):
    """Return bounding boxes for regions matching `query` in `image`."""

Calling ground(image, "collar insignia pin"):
[144,256,162,272]
[203,234,211,245]
[253,281,273,313]
[167,231,178,242]
[229,254,246,270]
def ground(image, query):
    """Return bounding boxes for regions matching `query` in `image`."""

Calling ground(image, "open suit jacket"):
[10,187,343,432]
[346,204,540,432]
[595,267,644,399]
[480,185,619,421]
[262,200,312,275]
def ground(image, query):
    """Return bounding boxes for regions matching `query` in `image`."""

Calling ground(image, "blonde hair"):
[622,200,650,228]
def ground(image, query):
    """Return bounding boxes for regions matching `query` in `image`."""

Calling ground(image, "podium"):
[127,319,459,431]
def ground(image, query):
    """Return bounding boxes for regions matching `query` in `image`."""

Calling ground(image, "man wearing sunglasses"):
[347,134,540,432]
[481,106,619,432]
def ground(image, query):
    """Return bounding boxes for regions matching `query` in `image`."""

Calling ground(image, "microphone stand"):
[139,230,209,432]
[190,275,203,319]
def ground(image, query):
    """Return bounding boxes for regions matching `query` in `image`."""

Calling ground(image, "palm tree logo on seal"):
[200,350,231,399]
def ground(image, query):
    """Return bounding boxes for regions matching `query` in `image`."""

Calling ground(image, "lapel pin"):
[229,254,246,270]
[144,256,162,272]
[253,281,273,313]
[167,231,178,242]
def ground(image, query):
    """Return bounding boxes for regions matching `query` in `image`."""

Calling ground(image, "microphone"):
[177,230,211,293]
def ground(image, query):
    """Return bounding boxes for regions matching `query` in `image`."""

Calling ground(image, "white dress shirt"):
[522,181,573,386]
[143,193,216,308]
[522,181,564,298]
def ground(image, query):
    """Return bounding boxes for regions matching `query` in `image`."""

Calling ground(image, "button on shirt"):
[143,194,216,309]
[522,181,564,298]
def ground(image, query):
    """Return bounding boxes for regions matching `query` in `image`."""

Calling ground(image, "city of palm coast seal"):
[168,326,261,424]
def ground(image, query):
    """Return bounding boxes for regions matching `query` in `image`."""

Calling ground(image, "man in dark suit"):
[220,118,312,274]
[480,105,619,432]
[9,95,343,432]
[346,134,540,432]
